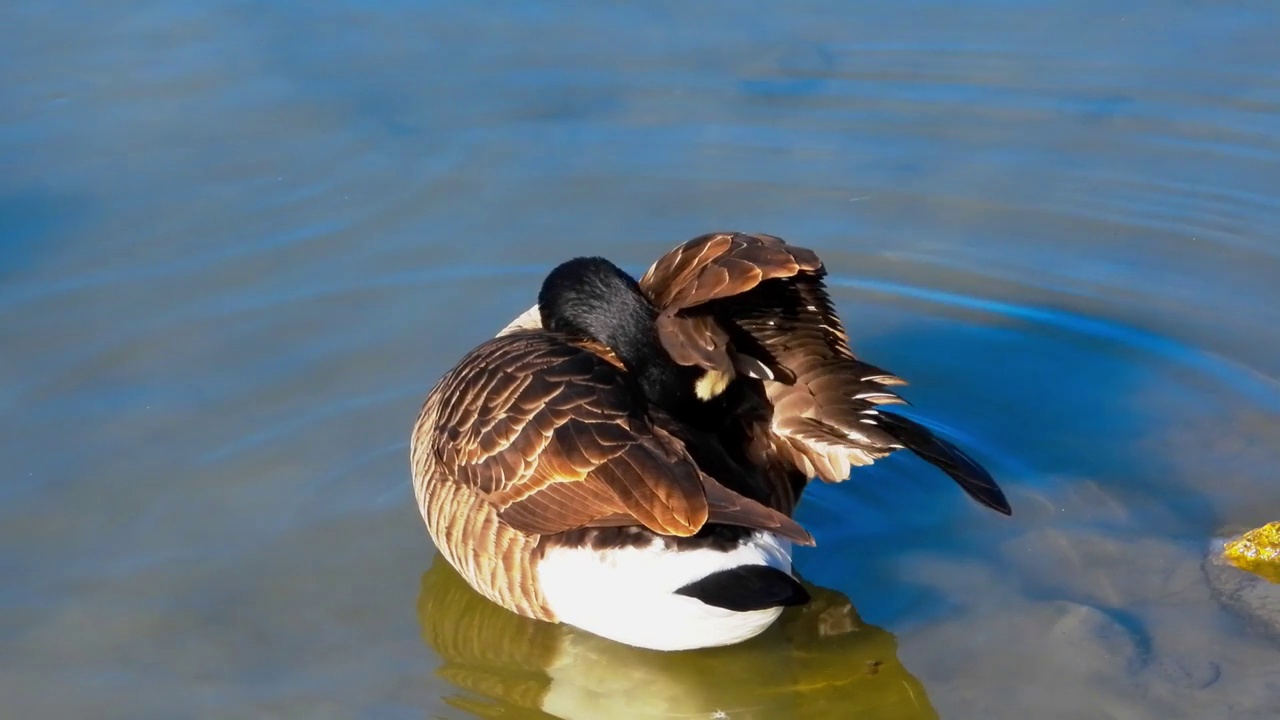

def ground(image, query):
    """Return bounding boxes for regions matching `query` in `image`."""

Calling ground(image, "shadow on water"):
[415,556,937,720]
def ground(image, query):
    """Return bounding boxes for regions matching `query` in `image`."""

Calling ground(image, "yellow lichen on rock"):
[1222,521,1280,584]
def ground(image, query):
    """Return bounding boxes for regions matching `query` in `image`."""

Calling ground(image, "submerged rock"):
[1221,522,1280,583]
[1205,526,1280,639]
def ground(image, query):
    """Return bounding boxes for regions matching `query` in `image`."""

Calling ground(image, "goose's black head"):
[538,256,699,414]
[539,257,656,366]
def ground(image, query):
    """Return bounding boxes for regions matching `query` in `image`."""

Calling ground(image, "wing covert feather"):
[419,332,715,537]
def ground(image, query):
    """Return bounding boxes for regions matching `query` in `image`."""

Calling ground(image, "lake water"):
[4,1,1280,718]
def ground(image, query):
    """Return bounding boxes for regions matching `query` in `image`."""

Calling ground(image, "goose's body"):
[411,232,1010,651]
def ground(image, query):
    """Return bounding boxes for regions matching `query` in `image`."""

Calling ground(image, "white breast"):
[536,531,795,651]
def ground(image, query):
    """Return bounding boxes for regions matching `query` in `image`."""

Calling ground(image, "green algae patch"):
[1222,522,1280,584]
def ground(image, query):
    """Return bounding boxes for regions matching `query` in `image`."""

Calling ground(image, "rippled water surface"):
[5,1,1280,718]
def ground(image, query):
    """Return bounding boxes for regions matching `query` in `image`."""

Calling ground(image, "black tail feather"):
[675,565,810,612]
[874,411,1012,515]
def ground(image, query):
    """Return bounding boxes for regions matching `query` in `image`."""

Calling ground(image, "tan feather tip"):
[695,369,732,400]
[865,374,908,386]
[854,391,909,406]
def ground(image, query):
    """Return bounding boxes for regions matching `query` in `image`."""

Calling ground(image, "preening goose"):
[410,232,1010,652]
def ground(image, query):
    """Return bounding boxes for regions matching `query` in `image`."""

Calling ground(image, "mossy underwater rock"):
[1206,522,1280,639]
[1221,522,1280,583]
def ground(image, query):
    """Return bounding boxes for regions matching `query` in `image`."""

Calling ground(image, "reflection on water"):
[416,557,935,720]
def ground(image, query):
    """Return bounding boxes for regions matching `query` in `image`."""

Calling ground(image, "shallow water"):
[4,1,1280,718]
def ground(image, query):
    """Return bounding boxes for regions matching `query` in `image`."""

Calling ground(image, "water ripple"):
[829,275,1280,412]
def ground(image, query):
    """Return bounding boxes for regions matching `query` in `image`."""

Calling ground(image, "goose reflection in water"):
[416,556,937,720]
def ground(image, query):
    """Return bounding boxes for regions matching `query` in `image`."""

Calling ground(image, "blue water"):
[4,1,1280,718]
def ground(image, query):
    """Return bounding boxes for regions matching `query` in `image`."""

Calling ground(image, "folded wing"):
[413,331,815,542]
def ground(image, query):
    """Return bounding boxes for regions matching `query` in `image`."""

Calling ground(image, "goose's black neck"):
[538,256,697,414]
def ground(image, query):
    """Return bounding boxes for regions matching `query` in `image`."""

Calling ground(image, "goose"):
[410,232,1011,652]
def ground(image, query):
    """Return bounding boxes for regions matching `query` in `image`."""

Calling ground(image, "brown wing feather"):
[727,266,918,482]
[415,330,812,541]
[733,256,1008,512]
[640,232,820,311]
[419,331,710,538]
[639,233,821,377]
[655,314,731,373]
[641,232,1011,515]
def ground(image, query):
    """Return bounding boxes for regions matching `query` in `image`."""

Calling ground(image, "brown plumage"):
[637,232,1011,516]
[411,328,812,622]
[410,231,1009,640]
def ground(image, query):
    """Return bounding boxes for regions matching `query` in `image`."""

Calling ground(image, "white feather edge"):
[498,304,543,336]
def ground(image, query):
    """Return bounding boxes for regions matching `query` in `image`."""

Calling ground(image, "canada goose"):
[410,232,1010,652]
